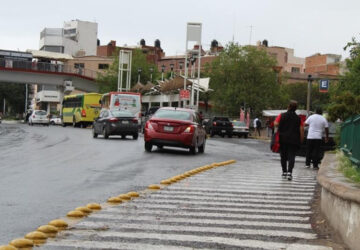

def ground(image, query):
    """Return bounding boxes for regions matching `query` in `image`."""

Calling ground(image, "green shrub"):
[337,151,360,183]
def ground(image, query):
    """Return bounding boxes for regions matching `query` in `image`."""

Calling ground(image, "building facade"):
[305,53,341,76]
[40,20,98,56]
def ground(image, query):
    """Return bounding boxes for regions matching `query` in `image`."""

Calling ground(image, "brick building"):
[305,53,341,76]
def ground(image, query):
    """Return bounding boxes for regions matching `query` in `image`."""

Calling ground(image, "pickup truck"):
[205,117,233,138]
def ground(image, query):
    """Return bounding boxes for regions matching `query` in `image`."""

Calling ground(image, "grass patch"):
[337,151,360,183]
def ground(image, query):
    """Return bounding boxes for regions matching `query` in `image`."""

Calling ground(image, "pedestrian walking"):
[304,107,329,170]
[266,118,274,137]
[274,101,304,180]
[253,117,261,137]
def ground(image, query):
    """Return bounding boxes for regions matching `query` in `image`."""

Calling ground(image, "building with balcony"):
[40,19,98,56]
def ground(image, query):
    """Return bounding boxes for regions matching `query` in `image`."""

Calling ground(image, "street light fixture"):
[170,64,174,78]
[137,68,142,83]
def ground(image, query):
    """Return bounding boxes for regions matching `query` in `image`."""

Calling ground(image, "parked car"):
[50,115,62,125]
[205,116,233,137]
[28,110,49,126]
[232,120,249,138]
[92,109,139,139]
[142,106,160,132]
[144,107,206,154]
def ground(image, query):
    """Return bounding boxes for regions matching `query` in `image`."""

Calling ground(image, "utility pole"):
[25,84,28,114]
[306,75,313,115]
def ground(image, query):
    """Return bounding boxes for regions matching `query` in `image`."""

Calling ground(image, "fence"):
[340,114,360,167]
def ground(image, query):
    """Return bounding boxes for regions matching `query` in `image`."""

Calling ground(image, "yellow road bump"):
[127,191,140,197]
[107,197,123,204]
[86,203,102,211]
[75,206,92,215]
[148,184,161,190]
[9,238,34,249]
[183,173,192,177]
[67,210,86,218]
[118,194,131,201]
[37,225,58,238]
[25,231,47,245]
[0,245,17,250]
[169,178,178,183]
[160,179,171,185]
[228,159,236,164]
[48,219,68,230]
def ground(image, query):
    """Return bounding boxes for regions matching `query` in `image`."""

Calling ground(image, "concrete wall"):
[318,153,360,250]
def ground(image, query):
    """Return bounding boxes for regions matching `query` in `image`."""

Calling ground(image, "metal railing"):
[340,114,360,167]
[0,58,98,80]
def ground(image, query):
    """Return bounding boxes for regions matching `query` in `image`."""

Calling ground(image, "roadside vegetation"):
[337,151,360,183]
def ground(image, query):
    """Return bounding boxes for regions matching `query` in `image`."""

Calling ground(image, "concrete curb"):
[317,153,360,204]
[317,153,360,250]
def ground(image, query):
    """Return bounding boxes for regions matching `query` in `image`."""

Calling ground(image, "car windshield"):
[35,111,47,116]
[153,109,191,121]
[214,117,229,122]
[111,110,134,117]
[233,121,246,126]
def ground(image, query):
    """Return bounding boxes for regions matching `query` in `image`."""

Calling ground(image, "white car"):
[28,110,49,126]
[50,115,62,125]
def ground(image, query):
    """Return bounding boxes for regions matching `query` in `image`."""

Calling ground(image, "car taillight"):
[81,109,86,117]
[213,122,217,126]
[184,125,195,133]
[231,123,234,127]
[109,117,118,122]
[132,118,138,124]
[145,121,153,130]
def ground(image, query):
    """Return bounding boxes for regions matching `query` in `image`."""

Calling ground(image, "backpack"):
[256,119,262,128]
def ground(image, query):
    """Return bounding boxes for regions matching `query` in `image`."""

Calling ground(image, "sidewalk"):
[1,159,342,249]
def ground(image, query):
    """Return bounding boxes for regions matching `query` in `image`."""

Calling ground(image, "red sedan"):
[144,107,206,154]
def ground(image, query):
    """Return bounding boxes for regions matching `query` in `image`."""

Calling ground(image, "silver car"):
[232,120,249,138]
[28,110,49,126]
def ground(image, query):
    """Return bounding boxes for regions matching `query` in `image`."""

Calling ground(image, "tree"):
[97,49,159,93]
[205,43,287,117]
[0,83,26,115]
[328,91,360,121]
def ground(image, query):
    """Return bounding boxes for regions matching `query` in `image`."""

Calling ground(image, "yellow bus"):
[62,93,102,127]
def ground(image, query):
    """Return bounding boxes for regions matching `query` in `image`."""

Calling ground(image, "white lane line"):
[156,190,313,201]
[50,231,316,250]
[45,239,199,250]
[171,184,315,193]
[76,221,317,239]
[119,204,312,215]
[148,194,311,204]
[134,198,311,210]
[104,207,310,221]
[89,214,312,229]
[165,187,315,196]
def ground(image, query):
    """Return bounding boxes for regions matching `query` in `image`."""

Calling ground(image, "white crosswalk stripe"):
[41,162,332,250]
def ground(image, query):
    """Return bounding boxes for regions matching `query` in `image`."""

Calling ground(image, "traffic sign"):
[180,90,190,100]
[319,79,330,93]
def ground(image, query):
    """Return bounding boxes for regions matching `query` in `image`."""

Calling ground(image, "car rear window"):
[214,117,230,122]
[35,111,47,116]
[153,110,191,121]
[233,121,246,126]
[111,110,134,117]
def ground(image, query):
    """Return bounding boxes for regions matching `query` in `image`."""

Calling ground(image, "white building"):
[39,20,98,56]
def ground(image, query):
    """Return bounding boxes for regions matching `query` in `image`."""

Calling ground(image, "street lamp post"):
[149,67,153,82]
[161,65,165,81]
[170,64,174,78]
[306,74,313,115]
[137,68,142,83]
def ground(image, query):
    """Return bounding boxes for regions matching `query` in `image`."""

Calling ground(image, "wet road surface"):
[0,123,273,245]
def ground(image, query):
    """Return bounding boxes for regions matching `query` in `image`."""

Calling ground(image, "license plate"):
[164,126,173,132]
[221,130,226,133]
[122,120,129,124]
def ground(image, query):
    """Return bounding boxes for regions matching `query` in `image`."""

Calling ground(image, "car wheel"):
[157,145,163,149]
[50,121,55,125]
[133,133,138,140]
[221,134,225,138]
[198,138,206,153]
[121,135,126,139]
[145,142,152,152]
[72,117,77,128]
[62,122,66,127]
[244,134,248,139]
[102,127,109,139]
[228,134,232,138]
[92,127,98,138]
[190,139,198,155]
[210,130,214,137]
[238,135,241,138]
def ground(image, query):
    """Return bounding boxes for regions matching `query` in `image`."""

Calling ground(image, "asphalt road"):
[0,122,271,245]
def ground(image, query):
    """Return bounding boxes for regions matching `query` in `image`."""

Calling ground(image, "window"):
[291,67,300,73]
[63,96,82,108]
[74,63,84,69]
[98,64,109,70]
[153,110,191,121]
[64,28,76,35]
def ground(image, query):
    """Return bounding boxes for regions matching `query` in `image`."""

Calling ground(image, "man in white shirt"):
[305,108,329,169]
[253,117,261,137]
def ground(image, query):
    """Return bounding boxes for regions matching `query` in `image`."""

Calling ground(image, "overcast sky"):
[1,0,359,59]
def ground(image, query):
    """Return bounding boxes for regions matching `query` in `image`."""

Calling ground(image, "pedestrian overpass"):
[0,58,99,92]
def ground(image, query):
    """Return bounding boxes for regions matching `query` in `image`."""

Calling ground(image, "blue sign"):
[319,79,329,93]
